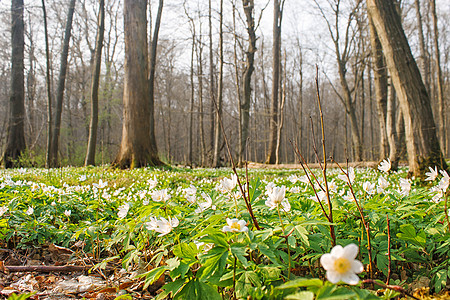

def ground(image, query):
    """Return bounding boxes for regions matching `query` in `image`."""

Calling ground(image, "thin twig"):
[331,157,374,281]
[386,214,392,285]
[444,191,450,232]
[210,79,260,230]
[362,279,420,300]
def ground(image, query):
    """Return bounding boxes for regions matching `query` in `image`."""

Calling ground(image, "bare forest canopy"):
[0,0,448,168]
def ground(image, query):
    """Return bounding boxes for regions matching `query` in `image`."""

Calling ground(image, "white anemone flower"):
[194,193,216,213]
[438,170,449,191]
[320,244,364,285]
[93,179,108,189]
[219,174,238,193]
[425,166,438,181]
[338,167,355,184]
[147,176,158,189]
[151,189,171,202]
[362,181,375,195]
[64,210,71,217]
[378,158,391,173]
[399,178,411,196]
[377,176,389,194]
[26,206,34,215]
[146,217,179,237]
[222,218,248,233]
[0,206,8,217]
[118,203,130,219]
[265,185,291,212]
[183,185,197,196]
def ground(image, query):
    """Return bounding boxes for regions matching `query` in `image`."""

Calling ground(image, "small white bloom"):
[399,178,411,196]
[222,218,248,233]
[425,167,438,181]
[219,174,238,193]
[186,195,196,204]
[328,180,338,194]
[0,206,8,217]
[342,192,355,202]
[265,186,291,212]
[290,186,301,194]
[51,201,57,206]
[320,244,364,285]
[151,189,171,202]
[93,179,108,189]
[26,206,34,215]
[431,189,444,202]
[288,175,299,184]
[118,203,130,219]
[338,167,355,184]
[438,170,449,191]
[147,176,158,189]
[183,185,197,196]
[195,193,215,213]
[78,175,87,182]
[378,158,391,173]
[265,182,276,195]
[362,181,375,195]
[64,210,71,217]
[146,216,179,237]
[377,176,389,194]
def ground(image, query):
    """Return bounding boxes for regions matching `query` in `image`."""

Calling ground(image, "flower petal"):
[343,244,359,260]
[330,245,344,257]
[326,271,341,284]
[340,272,360,285]
[320,254,334,270]
[351,260,364,273]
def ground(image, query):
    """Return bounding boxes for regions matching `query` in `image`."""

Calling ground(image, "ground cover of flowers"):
[0,164,449,299]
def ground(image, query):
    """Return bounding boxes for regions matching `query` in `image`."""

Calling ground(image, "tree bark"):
[42,0,53,168]
[212,0,224,167]
[367,0,447,176]
[240,0,256,166]
[368,15,388,160]
[49,0,76,167]
[85,0,105,166]
[414,0,430,92]
[430,0,446,155]
[3,0,26,168]
[266,0,282,164]
[148,0,164,158]
[114,0,161,168]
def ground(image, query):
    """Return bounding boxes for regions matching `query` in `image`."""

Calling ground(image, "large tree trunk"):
[266,0,282,164]
[3,0,26,168]
[368,15,388,160]
[239,0,256,166]
[49,0,76,167]
[367,0,447,177]
[430,0,446,155]
[414,0,430,92]
[114,0,161,168]
[148,0,163,158]
[85,0,105,166]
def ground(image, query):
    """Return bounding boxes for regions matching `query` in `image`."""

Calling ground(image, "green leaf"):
[174,279,221,300]
[162,278,187,297]
[433,269,447,293]
[285,291,315,300]
[235,271,261,299]
[139,266,167,290]
[316,285,356,300]
[258,243,280,265]
[231,243,250,268]
[199,246,229,280]
[277,278,323,289]
[248,178,262,203]
[173,242,198,265]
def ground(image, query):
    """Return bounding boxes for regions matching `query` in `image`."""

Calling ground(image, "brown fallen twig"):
[2,264,92,273]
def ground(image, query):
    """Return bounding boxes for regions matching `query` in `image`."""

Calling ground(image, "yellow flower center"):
[230,222,241,231]
[334,257,351,274]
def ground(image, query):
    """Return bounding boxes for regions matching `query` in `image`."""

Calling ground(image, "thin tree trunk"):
[240,0,256,166]
[3,0,26,168]
[367,0,447,176]
[49,0,76,167]
[430,0,446,154]
[414,0,430,93]
[188,28,195,166]
[208,0,215,165]
[148,0,164,157]
[266,0,282,164]
[42,0,53,168]
[85,0,105,166]
[212,0,224,167]
[369,15,388,159]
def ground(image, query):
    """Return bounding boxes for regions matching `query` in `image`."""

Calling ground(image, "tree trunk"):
[188,27,195,166]
[414,0,430,92]
[367,0,447,176]
[368,15,388,160]
[114,0,161,168]
[196,18,206,166]
[49,0,76,167]
[430,0,446,155]
[85,0,105,166]
[42,0,53,168]
[212,0,224,167]
[3,0,26,168]
[208,0,215,165]
[148,0,164,158]
[266,0,282,164]
[240,0,256,166]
